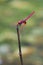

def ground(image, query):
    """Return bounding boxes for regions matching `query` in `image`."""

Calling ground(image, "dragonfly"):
[17,11,35,25]
[16,11,35,65]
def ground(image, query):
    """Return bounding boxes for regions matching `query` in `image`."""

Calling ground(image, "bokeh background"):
[0,0,43,65]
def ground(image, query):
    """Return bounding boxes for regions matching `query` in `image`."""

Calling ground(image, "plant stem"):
[16,25,23,65]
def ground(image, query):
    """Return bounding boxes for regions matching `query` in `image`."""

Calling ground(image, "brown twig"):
[16,25,23,65]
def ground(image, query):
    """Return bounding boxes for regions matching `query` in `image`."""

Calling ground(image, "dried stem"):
[16,25,23,65]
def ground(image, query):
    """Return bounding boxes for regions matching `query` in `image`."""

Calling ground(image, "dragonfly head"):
[17,20,26,26]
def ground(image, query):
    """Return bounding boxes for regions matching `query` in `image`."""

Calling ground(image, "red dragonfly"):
[17,11,35,26]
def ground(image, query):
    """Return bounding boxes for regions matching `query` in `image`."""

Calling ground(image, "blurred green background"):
[0,0,43,65]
